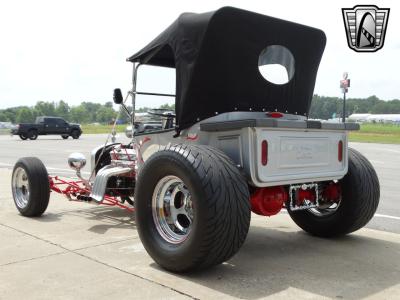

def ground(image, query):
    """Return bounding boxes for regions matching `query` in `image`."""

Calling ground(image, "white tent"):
[366,114,400,123]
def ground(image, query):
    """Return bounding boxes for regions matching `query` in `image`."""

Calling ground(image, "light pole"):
[340,72,350,123]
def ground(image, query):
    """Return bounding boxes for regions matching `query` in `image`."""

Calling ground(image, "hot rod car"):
[11,7,379,273]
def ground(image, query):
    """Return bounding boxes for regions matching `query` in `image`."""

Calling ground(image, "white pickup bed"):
[251,128,347,186]
[197,113,357,187]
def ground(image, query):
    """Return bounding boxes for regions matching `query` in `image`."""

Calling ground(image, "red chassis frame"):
[49,176,135,212]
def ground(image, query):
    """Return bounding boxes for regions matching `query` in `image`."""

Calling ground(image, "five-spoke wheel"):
[152,176,193,244]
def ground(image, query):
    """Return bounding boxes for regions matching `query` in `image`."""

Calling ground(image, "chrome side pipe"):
[89,165,131,202]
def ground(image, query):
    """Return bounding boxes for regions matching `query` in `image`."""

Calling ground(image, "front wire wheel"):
[152,176,193,244]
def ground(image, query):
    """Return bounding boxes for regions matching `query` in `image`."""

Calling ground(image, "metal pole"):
[342,92,346,123]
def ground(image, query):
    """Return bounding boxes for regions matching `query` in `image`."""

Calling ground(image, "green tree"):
[35,101,56,116]
[0,112,9,122]
[96,106,116,123]
[70,106,89,123]
[16,107,34,123]
[159,103,175,111]
[80,102,102,122]
[56,100,70,120]
[104,101,113,108]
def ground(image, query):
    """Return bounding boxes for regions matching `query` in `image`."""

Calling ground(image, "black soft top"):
[128,7,326,131]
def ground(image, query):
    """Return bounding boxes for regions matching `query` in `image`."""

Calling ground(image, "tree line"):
[0,101,119,124]
[309,95,400,120]
[0,96,399,124]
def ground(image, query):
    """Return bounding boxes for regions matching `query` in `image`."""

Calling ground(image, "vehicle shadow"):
[162,226,400,299]
[39,206,136,234]
[83,207,136,234]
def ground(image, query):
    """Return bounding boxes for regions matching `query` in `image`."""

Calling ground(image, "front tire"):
[287,148,380,237]
[135,144,251,272]
[19,134,28,140]
[71,130,80,139]
[11,157,50,217]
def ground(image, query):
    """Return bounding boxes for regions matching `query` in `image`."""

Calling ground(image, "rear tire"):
[61,134,69,139]
[28,130,38,140]
[287,148,380,237]
[135,144,251,272]
[11,157,50,217]
[71,130,80,139]
[19,134,28,140]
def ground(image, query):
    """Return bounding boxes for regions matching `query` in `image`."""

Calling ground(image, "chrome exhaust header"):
[90,165,132,202]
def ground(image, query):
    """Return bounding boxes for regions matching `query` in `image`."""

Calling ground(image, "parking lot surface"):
[0,134,399,299]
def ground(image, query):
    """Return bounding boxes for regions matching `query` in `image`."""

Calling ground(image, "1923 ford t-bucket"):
[11,7,379,272]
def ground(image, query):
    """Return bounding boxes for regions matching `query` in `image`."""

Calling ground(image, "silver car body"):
[126,111,355,187]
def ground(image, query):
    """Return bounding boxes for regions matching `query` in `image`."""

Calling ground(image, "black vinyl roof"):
[128,7,326,131]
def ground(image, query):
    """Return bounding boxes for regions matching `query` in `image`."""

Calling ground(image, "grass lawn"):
[349,123,400,144]
[80,123,400,144]
[0,128,10,135]
[80,124,127,134]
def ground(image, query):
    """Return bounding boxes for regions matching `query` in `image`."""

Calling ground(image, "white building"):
[348,113,400,124]
[347,114,371,122]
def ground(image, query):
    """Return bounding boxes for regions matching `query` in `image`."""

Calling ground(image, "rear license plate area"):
[289,183,319,211]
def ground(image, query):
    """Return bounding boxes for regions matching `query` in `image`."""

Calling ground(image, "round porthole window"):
[258,45,295,85]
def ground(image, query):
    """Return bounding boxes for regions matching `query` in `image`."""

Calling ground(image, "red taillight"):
[322,183,341,203]
[266,112,284,118]
[338,140,343,162]
[261,140,268,166]
[296,189,316,206]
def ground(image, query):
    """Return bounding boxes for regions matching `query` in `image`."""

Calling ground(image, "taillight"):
[266,112,284,118]
[261,140,268,166]
[338,140,343,162]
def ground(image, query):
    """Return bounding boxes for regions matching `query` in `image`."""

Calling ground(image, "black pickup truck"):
[11,116,82,140]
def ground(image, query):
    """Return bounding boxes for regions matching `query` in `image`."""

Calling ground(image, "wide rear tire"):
[11,157,50,217]
[135,144,251,272]
[287,148,380,237]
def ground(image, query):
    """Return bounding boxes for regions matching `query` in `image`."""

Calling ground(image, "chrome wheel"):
[308,183,342,217]
[152,176,193,244]
[12,167,30,209]
[308,202,341,216]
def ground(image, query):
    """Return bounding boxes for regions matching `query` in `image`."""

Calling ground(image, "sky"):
[0,0,399,109]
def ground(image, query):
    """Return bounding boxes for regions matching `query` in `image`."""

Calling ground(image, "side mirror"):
[113,88,123,104]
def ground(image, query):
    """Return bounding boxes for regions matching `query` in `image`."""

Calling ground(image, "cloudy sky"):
[0,0,399,109]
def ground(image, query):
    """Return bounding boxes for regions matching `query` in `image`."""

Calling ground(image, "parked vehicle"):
[125,110,174,137]
[10,116,82,140]
[125,122,162,138]
[10,7,379,273]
